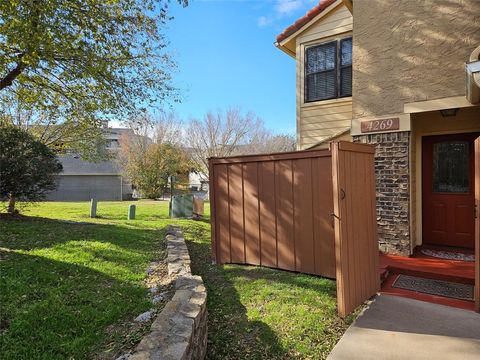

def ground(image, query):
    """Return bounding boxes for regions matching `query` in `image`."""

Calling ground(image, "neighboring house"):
[276,0,480,256]
[46,127,135,201]
[188,171,208,192]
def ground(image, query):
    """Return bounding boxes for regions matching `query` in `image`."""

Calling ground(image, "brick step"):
[387,265,474,285]
[381,273,475,311]
[380,252,475,285]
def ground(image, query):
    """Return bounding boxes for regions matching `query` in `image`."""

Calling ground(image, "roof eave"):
[274,41,296,59]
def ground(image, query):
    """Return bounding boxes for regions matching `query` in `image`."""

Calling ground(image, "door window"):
[433,141,469,193]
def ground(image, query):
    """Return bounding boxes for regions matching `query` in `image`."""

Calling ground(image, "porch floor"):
[379,247,475,311]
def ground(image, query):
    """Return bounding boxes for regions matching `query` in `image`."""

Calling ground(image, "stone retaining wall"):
[130,225,207,360]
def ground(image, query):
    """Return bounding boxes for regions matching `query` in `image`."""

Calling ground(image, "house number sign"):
[361,118,400,133]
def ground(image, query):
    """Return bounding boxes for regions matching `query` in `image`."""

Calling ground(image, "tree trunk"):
[7,194,16,214]
[0,56,26,91]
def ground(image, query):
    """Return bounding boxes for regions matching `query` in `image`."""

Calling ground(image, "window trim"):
[339,37,352,98]
[304,37,352,103]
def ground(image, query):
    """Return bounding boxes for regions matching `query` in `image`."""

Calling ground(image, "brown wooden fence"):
[209,148,336,278]
[475,137,479,313]
[331,142,380,317]
[208,141,379,316]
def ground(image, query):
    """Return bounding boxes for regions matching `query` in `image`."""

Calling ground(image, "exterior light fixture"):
[465,45,480,104]
[440,108,459,117]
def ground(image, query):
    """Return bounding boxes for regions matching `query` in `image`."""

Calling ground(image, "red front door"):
[422,133,479,249]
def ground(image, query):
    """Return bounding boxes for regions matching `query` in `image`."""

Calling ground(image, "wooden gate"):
[209,149,336,278]
[331,142,380,317]
[475,137,480,312]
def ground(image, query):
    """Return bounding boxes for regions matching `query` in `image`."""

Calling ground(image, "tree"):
[252,133,296,154]
[153,112,184,145]
[0,98,109,161]
[0,0,187,157]
[118,138,191,199]
[0,125,62,213]
[186,108,265,177]
[185,108,296,179]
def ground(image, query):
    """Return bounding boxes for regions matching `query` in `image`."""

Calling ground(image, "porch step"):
[379,267,390,284]
[381,273,475,311]
[379,253,475,285]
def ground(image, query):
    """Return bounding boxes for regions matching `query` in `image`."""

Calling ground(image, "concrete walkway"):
[328,294,480,360]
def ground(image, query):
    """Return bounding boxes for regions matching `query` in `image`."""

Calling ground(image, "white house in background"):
[188,171,208,192]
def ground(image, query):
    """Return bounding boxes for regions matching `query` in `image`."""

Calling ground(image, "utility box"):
[170,194,194,218]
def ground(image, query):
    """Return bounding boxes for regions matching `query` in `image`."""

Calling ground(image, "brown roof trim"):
[276,0,337,43]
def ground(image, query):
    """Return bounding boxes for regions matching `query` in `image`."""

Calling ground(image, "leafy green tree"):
[0,0,187,158]
[0,125,62,213]
[119,139,191,199]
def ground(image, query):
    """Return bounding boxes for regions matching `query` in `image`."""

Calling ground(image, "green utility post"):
[90,199,97,218]
[128,204,136,220]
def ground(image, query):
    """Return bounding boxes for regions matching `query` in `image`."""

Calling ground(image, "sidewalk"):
[328,294,480,360]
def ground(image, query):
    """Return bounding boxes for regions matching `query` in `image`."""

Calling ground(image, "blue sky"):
[161,0,318,134]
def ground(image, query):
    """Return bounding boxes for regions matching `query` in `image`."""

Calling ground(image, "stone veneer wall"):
[353,132,411,256]
[130,225,207,360]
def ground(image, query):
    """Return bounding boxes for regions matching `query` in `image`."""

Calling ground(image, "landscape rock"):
[129,225,207,360]
[134,310,154,323]
[115,352,131,360]
[149,286,158,295]
[152,294,164,304]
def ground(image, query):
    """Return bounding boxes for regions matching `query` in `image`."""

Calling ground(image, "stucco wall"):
[352,0,480,119]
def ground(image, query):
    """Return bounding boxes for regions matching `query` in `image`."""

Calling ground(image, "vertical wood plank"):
[259,161,277,267]
[293,158,315,274]
[209,159,217,263]
[475,137,480,312]
[216,164,231,263]
[229,164,245,263]
[312,156,336,278]
[359,152,371,300]
[275,160,295,271]
[244,162,261,265]
[332,143,346,317]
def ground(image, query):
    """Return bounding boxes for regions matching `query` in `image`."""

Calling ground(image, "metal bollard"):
[128,204,136,220]
[90,198,97,218]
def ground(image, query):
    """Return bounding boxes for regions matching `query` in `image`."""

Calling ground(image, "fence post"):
[128,204,136,220]
[90,199,97,218]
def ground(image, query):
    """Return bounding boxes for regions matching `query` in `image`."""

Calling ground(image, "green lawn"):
[184,224,354,360]
[0,200,186,359]
[1,201,351,360]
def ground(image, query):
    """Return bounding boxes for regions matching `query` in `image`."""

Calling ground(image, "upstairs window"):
[305,37,352,102]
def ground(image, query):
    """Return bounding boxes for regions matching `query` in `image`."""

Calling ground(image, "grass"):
[1,201,352,360]
[0,200,186,360]
[182,222,355,359]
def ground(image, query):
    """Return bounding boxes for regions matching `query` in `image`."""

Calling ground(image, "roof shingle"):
[276,0,337,43]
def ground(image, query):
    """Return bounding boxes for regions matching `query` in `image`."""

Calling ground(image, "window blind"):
[305,37,352,102]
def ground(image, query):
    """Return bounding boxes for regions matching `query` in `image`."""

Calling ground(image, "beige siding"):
[298,5,353,43]
[295,4,353,150]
